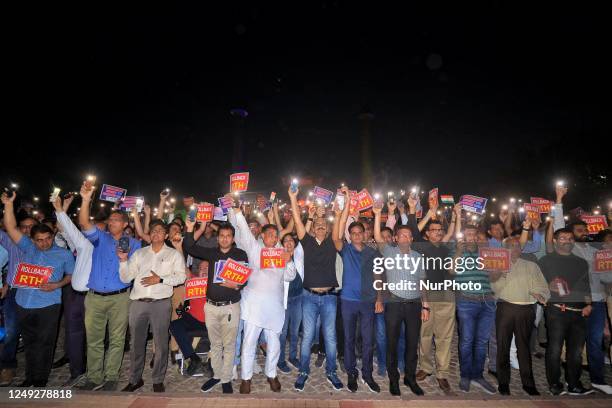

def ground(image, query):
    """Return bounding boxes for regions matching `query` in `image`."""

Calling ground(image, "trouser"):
[0,288,20,369]
[17,304,61,385]
[488,317,497,372]
[586,301,606,385]
[316,299,345,359]
[241,322,280,379]
[375,313,406,371]
[299,290,338,375]
[170,286,183,352]
[456,299,496,380]
[204,301,240,383]
[62,286,86,378]
[128,299,171,384]
[169,313,208,360]
[545,306,587,389]
[341,299,374,378]
[279,294,303,364]
[419,300,455,379]
[385,300,421,384]
[84,291,130,384]
[496,302,536,388]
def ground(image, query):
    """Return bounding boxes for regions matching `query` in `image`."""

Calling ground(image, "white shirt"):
[283,242,305,308]
[228,210,296,333]
[55,211,93,292]
[119,244,186,300]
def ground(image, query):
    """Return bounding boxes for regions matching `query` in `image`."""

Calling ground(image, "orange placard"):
[580,215,608,235]
[356,189,374,211]
[196,203,214,222]
[185,277,208,299]
[12,263,54,289]
[428,188,439,208]
[523,203,540,221]
[594,249,612,272]
[230,172,250,192]
[260,248,286,269]
[530,197,552,214]
[479,248,511,272]
[219,258,252,285]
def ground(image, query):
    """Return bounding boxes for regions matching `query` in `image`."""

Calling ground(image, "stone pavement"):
[1,324,611,405]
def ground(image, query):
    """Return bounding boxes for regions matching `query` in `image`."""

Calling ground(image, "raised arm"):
[132,207,151,244]
[78,182,95,231]
[182,217,214,260]
[552,184,567,232]
[289,186,306,240]
[228,206,259,253]
[143,205,152,235]
[333,187,351,251]
[373,205,386,252]
[53,196,85,251]
[519,219,532,249]
[1,192,23,244]
[155,190,169,221]
[193,218,208,241]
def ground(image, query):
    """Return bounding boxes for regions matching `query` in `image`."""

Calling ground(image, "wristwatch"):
[422,306,431,311]
[307,218,314,222]
[522,228,531,232]
[159,278,164,284]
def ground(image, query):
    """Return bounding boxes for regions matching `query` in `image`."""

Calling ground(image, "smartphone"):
[63,192,75,200]
[84,175,96,190]
[188,208,197,222]
[269,191,276,203]
[49,187,61,203]
[336,194,345,211]
[118,236,130,253]
[290,179,299,193]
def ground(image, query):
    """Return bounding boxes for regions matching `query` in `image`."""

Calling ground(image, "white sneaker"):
[232,365,238,380]
[591,383,612,395]
[254,362,263,374]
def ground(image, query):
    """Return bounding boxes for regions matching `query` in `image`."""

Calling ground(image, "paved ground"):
[1,322,611,406]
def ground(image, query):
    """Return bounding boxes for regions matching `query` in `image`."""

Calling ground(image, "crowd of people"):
[0,179,611,398]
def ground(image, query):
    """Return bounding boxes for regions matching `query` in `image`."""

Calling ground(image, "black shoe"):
[404,377,424,396]
[498,384,511,395]
[52,355,69,369]
[153,383,165,393]
[523,385,540,396]
[185,359,204,377]
[32,380,47,388]
[488,369,497,379]
[347,373,358,392]
[201,378,220,393]
[389,381,401,396]
[222,382,233,394]
[567,385,595,396]
[122,379,144,392]
[362,376,380,393]
[549,383,566,396]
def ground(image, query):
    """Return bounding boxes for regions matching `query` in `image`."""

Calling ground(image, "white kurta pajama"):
[228,211,296,380]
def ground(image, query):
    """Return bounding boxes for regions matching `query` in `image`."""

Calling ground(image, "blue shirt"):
[488,237,503,248]
[340,243,363,301]
[0,245,8,272]
[0,230,25,288]
[15,237,75,309]
[84,227,141,292]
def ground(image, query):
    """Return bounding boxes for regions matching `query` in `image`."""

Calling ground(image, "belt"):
[457,292,495,302]
[305,288,336,296]
[207,299,236,307]
[89,287,129,296]
[552,303,583,313]
[136,297,169,303]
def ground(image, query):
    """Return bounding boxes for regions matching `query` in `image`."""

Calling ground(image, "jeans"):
[299,290,337,375]
[169,313,208,360]
[456,299,496,379]
[279,295,303,364]
[341,299,374,377]
[586,301,606,385]
[375,312,405,372]
[0,288,20,369]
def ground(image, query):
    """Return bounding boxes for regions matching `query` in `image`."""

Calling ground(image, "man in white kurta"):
[228,208,296,393]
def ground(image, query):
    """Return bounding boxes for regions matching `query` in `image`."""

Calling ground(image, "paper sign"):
[119,196,144,212]
[230,172,249,192]
[185,277,208,300]
[12,263,54,289]
[218,196,234,215]
[337,189,358,213]
[479,248,511,272]
[213,206,227,221]
[213,260,226,283]
[260,248,287,269]
[313,186,334,205]
[523,203,540,221]
[580,215,608,235]
[530,197,552,214]
[219,258,252,285]
[99,184,127,203]
[594,249,612,272]
[196,204,214,222]
[428,188,439,208]
[440,195,454,204]
[356,189,374,211]
[459,195,488,215]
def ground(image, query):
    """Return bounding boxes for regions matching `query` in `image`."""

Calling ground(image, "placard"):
[230,172,249,192]
[213,260,226,283]
[99,184,127,203]
[119,196,144,212]
[440,195,455,204]
[580,215,608,235]
[12,263,54,289]
[530,197,552,214]
[313,186,334,205]
[219,258,252,285]
[459,195,488,215]
[523,203,540,221]
[479,247,511,272]
[428,188,439,208]
[217,196,234,215]
[260,248,287,269]
[356,189,374,211]
[185,277,208,299]
[594,249,612,272]
[196,204,214,222]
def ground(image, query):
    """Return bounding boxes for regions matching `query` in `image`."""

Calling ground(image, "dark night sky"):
[5,3,610,211]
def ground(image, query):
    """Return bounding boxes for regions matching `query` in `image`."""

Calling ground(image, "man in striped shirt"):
[452,224,497,395]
